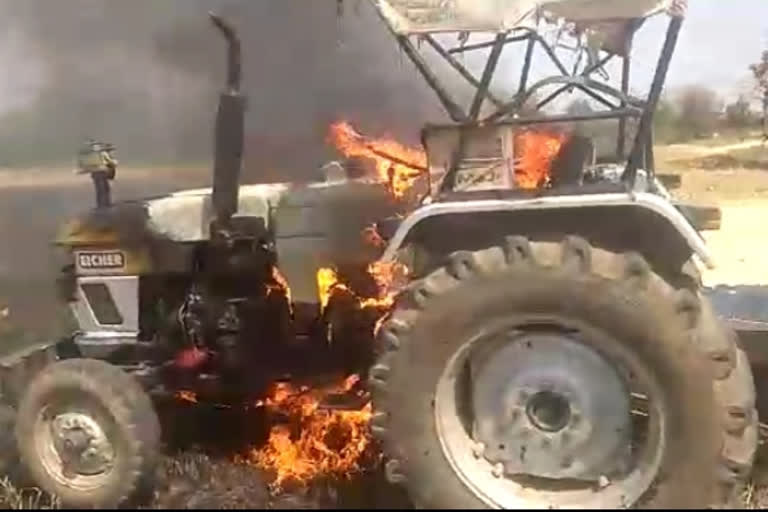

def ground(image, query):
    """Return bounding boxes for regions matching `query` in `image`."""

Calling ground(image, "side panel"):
[273,181,400,309]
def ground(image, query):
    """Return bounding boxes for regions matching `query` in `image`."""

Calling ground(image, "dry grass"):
[0,451,408,510]
[740,443,768,509]
[656,137,768,287]
[0,478,58,510]
[658,141,768,206]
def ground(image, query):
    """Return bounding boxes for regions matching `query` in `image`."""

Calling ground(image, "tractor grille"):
[81,282,124,325]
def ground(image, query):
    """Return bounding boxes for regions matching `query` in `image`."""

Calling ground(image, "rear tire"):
[15,358,161,508]
[370,237,756,509]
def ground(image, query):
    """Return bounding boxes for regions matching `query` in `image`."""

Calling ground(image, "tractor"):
[0,0,762,509]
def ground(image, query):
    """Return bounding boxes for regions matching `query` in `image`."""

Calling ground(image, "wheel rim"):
[434,318,666,509]
[34,404,116,492]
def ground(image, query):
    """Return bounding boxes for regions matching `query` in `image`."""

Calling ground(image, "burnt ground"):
[0,396,413,510]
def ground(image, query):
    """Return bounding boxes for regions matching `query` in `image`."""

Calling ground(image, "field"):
[653,140,768,287]
[0,138,767,508]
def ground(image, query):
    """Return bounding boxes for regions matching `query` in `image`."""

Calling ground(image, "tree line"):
[651,49,768,143]
[560,49,768,146]
[650,87,754,143]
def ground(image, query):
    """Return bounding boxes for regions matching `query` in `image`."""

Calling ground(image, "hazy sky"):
[641,0,768,100]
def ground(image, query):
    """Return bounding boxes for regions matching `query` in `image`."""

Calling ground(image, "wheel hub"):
[470,332,632,480]
[50,412,114,476]
[526,390,571,433]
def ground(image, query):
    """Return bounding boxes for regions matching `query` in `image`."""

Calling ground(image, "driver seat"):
[549,135,595,188]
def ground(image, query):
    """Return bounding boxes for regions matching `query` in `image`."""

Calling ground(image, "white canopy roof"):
[372,0,672,34]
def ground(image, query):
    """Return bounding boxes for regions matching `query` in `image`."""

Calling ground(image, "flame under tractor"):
[0,1,764,509]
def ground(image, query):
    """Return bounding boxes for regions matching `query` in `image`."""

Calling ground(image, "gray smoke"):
[0,0,448,182]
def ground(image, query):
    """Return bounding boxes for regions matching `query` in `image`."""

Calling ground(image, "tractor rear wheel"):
[370,237,757,509]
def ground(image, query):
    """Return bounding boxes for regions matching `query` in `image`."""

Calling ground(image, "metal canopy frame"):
[388,11,685,191]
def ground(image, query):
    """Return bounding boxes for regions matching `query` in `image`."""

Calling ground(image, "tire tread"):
[370,236,757,508]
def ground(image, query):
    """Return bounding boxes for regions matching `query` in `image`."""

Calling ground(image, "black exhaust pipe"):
[209,13,245,234]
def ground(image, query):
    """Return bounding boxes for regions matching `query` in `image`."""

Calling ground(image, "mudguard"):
[379,191,715,269]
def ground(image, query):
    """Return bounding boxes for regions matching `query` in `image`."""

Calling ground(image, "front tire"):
[15,358,161,508]
[370,237,756,509]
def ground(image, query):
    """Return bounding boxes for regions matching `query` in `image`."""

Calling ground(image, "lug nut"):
[492,463,504,478]
[471,442,486,459]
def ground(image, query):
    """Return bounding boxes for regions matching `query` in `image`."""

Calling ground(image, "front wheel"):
[15,358,161,508]
[370,237,757,509]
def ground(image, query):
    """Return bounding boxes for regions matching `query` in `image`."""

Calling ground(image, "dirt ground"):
[0,139,767,508]
[655,140,768,287]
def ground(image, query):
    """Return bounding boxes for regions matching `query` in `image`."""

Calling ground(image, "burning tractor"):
[0,0,759,509]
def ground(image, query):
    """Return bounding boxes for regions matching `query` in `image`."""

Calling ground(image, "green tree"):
[750,50,768,138]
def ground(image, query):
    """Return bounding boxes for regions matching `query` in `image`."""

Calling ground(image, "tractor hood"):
[145,183,288,241]
[55,178,396,248]
[56,183,289,247]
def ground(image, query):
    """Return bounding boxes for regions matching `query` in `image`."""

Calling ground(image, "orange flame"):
[316,261,408,313]
[175,390,198,404]
[317,267,348,311]
[271,267,291,299]
[329,121,568,193]
[268,266,294,316]
[514,130,567,189]
[268,266,292,301]
[367,260,408,290]
[373,314,389,338]
[241,377,373,492]
[362,260,409,309]
[328,121,427,198]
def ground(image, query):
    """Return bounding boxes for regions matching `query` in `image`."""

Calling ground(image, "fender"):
[379,192,715,269]
[0,342,62,406]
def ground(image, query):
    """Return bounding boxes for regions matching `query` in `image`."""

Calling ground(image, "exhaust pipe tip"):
[208,12,242,93]
[209,13,246,233]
